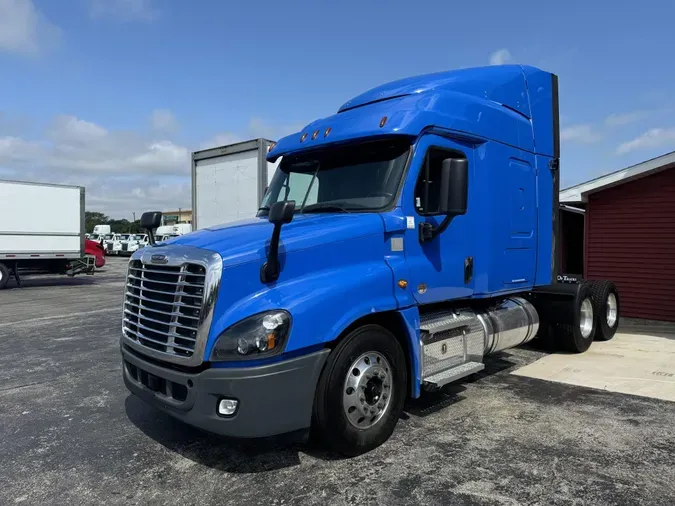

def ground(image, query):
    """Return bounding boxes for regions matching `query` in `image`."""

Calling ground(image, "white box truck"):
[0,179,95,288]
[191,138,280,230]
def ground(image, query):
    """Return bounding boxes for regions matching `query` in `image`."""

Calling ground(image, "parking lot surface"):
[2,257,675,505]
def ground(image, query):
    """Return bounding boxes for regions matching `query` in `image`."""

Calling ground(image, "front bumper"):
[121,345,330,438]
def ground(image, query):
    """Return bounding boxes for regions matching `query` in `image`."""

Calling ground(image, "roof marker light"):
[300,133,308,142]
[311,130,319,140]
[324,127,331,138]
[268,142,276,152]
[380,116,388,128]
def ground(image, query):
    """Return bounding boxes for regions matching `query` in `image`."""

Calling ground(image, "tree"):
[85,212,109,233]
[85,212,143,233]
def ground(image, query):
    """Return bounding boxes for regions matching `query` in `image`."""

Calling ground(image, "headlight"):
[210,310,291,361]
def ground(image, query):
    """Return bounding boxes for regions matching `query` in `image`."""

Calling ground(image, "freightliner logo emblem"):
[151,254,168,264]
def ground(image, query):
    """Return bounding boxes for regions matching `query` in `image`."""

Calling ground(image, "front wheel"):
[312,324,407,456]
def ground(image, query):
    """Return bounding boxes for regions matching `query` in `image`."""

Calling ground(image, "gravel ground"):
[2,256,675,505]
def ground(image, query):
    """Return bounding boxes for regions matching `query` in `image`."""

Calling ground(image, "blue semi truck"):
[121,65,620,455]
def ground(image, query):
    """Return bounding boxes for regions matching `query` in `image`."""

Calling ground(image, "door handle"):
[464,256,473,284]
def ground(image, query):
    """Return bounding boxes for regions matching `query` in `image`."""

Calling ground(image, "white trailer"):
[0,179,94,288]
[191,138,280,230]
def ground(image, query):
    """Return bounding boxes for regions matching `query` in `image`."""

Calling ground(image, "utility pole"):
[132,212,136,233]
[178,207,182,224]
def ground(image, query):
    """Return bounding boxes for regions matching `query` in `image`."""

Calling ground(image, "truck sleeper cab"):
[121,65,620,456]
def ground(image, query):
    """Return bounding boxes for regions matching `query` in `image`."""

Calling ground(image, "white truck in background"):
[119,234,148,255]
[106,233,131,255]
[0,179,95,289]
[93,224,111,236]
[191,138,280,230]
[156,223,191,242]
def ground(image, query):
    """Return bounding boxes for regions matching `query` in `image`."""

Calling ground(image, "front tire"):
[313,324,407,456]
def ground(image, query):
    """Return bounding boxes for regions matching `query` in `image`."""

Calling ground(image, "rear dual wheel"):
[590,280,620,341]
[558,282,597,353]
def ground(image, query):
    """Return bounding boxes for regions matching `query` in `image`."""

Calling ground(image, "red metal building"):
[560,151,675,322]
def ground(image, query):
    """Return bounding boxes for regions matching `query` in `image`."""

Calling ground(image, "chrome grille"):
[122,243,129,251]
[123,259,206,358]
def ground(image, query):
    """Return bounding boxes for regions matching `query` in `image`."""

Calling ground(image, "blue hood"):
[172,213,385,266]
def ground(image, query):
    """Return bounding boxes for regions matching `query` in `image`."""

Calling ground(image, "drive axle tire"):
[590,280,620,341]
[0,263,9,289]
[312,324,407,457]
[557,282,596,353]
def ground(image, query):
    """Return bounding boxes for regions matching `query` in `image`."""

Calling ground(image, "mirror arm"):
[432,214,453,238]
[147,229,156,246]
[418,214,454,243]
[260,223,283,283]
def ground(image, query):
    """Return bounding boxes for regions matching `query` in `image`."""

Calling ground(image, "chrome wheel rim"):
[580,298,594,338]
[343,351,393,429]
[606,293,618,328]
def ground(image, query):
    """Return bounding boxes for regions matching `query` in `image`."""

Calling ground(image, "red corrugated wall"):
[586,166,675,321]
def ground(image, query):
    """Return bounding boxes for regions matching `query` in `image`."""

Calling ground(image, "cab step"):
[423,361,485,388]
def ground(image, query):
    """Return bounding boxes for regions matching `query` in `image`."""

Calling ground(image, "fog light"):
[218,398,238,416]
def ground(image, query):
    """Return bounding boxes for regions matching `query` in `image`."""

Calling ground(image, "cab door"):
[400,134,476,304]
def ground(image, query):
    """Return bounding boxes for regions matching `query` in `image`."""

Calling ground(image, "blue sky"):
[1,0,674,217]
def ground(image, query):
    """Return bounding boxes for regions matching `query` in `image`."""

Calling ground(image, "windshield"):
[119,234,130,240]
[258,138,410,215]
[130,235,145,241]
[103,234,114,240]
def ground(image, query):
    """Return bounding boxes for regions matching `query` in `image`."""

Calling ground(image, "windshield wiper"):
[302,203,351,214]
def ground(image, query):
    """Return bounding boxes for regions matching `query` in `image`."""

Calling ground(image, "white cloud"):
[200,118,305,150]
[560,124,602,144]
[0,0,61,55]
[150,109,179,133]
[85,178,191,218]
[616,128,675,155]
[489,49,512,66]
[604,111,648,128]
[199,132,243,150]
[89,0,158,21]
[0,115,189,175]
[0,113,301,217]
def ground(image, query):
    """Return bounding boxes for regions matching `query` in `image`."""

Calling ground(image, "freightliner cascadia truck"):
[121,65,620,455]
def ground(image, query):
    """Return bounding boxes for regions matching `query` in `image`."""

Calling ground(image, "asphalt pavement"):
[2,256,675,505]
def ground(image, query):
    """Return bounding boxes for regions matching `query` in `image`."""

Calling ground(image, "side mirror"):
[439,158,468,216]
[419,158,468,243]
[268,200,295,225]
[140,211,162,229]
[140,211,162,246]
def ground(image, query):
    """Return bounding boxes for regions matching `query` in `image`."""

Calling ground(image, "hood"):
[171,213,385,266]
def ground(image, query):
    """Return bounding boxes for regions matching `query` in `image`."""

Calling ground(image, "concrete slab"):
[513,329,675,402]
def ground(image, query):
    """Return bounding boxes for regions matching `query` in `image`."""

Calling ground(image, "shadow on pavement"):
[124,395,346,473]
[406,352,519,417]
[124,352,523,470]
[3,277,100,290]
